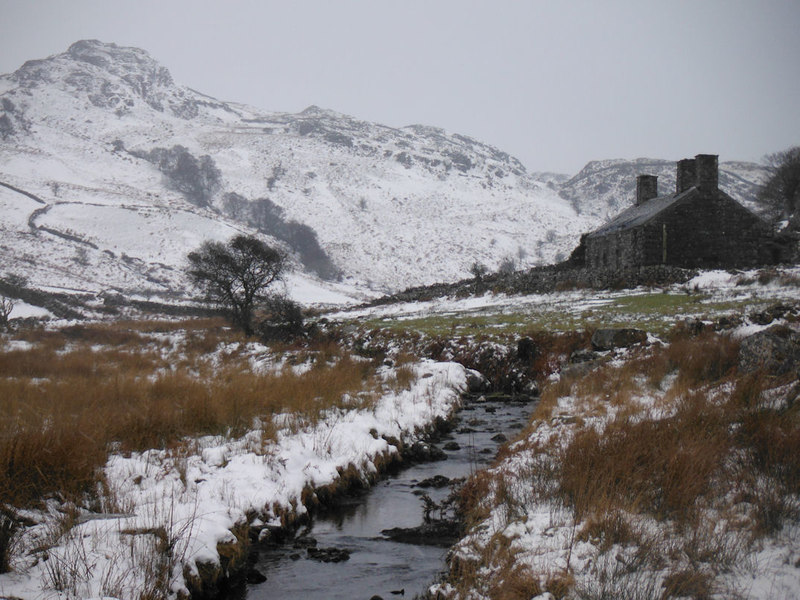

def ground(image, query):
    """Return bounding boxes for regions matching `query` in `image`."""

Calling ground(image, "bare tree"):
[757,146,800,228]
[469,261,488,281]
[187,235,287,335]
[0,295,14,330]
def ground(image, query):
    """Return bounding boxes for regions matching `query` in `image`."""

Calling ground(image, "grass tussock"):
[559,396,731,522]
[0,320,383,509]
[666,330,740,386]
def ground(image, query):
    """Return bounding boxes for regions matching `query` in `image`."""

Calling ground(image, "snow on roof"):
[586,187,697,239]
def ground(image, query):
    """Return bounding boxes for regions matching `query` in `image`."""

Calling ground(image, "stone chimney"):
[695,154,718,191]
[635,174,658,206]
[676,158,696,194]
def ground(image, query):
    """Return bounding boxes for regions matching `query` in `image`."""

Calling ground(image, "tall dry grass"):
[0,320,381,509]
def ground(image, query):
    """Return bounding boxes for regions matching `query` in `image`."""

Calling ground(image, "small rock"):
[484,406,497,414]
[521,380,540,397]
[246,568,267,584]
[258,525,287,544]
[569,348,599,364]
[715,314,743,330]
[289,553,301,561]
[382,520,462,547]
[443,441,461,451]
[749,310,775,326]
[307,546,351,563]
[416,475,452,489]
[404,441,447,463]
[293,535,317,549]
[465,369,489,393]
[491,433,507,443]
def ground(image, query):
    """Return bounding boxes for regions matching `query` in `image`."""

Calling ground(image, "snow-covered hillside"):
[559,157,768,221]
[0,40,591,301]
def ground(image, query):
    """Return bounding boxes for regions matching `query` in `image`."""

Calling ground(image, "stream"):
[241,395,536,600]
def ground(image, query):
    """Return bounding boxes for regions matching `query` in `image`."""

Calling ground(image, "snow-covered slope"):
[0,40,591,301]
[559,157,768,221]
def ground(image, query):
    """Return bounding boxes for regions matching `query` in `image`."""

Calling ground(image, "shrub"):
[257,295,305,342]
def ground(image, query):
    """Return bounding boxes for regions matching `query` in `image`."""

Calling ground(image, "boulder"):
[739,325,800,376]
[591,328,647,351]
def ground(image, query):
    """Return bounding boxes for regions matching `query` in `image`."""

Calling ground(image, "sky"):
[0,0,798,174]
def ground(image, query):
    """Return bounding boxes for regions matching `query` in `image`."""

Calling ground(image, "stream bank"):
[239,392,537,600]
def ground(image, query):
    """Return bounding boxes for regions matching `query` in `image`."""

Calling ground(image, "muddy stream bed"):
[237,395,536,600]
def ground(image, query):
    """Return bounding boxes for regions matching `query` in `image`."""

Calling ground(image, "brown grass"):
[388,364,417,391]
[558,411,728,522]
[0,320,382,509]
[447,533,543,600]
[666,330,740,386]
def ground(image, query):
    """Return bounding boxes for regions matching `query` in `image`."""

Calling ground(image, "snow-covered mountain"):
[0,40,771,306]
[0,40,592,303]
[559,158,768,221]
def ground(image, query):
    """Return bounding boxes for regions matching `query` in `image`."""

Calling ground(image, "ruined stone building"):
[583,154,777,270]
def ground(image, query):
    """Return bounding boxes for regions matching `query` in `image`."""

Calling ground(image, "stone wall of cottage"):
[585,191,772,271]
[585,229,643,270]
[649,192,770,268]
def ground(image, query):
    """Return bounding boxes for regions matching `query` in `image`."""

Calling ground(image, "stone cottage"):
[584,154,776,270]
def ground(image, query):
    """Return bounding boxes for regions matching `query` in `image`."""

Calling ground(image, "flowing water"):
[242,396,535,600]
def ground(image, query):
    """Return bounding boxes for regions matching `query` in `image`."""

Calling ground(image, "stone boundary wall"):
[371,264,699,306]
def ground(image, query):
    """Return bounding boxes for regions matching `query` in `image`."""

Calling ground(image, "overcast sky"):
[1,0,798,173]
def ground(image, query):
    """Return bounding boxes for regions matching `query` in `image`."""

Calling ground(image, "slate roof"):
[586,187,697,239]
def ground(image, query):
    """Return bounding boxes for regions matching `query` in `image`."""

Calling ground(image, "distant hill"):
[558,157,768,221]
